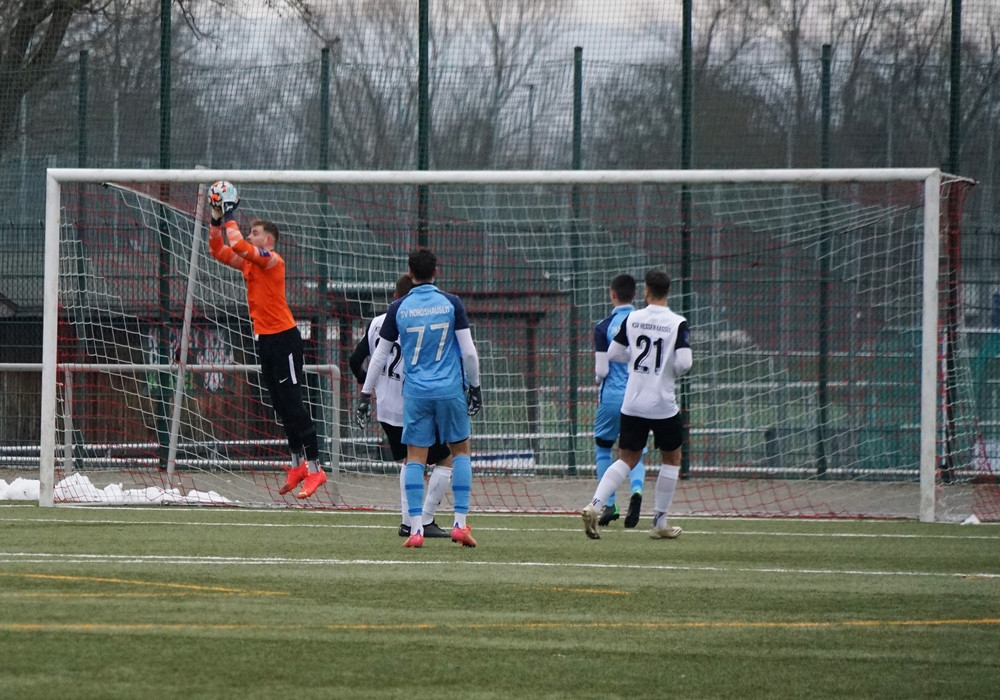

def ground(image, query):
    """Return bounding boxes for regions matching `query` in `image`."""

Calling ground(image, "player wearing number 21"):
[206,181,326,500]
[581,269,692,540]
[356,248,483,549]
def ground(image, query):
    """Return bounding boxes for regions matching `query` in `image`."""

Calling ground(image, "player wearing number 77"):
[349,273,454,539]
[581,269,692,540]
[356,248,482,549]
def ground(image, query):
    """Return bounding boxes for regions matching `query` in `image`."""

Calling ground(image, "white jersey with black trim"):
[366,313,405,426]
[610,304,691,420]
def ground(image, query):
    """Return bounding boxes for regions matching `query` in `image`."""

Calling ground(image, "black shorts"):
[380,422,451,465]
[618,412,684,453]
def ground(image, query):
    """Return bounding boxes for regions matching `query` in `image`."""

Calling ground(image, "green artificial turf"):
[1,506,997,699]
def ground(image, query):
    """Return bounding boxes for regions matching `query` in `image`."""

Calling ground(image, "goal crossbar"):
[47,167,943,186]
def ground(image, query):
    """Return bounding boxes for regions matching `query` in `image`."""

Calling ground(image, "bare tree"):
[305,0,425,168]
[433,0,565,169]
[309,0,565,169]
[0,0,321,157]
[1,0,90,154]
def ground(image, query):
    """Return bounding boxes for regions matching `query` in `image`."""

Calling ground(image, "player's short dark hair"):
[408,248,437,282]
[252,219,280,243]
[394,273,414,298]
[645,269,671,299]
[610,274,636,303]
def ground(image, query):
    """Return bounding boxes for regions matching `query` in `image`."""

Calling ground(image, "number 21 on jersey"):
[634,334,664,374]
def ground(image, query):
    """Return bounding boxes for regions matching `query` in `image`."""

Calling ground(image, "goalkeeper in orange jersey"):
[206,181,326,499]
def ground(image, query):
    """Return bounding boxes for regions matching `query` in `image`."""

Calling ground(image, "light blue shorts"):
[402,393,471,447]
[594,400,623,445]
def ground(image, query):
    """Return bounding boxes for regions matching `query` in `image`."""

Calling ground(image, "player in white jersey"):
[349,274,453,538]
[581,269,692,540]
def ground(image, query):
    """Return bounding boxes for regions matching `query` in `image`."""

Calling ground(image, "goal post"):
[39,167,992,520]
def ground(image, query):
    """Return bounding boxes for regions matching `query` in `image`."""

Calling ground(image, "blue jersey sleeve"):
[675,320,690,349]
[612,313,630,346]
[444,292,470,331]
[594,317,613,352]
[379,299,402,343]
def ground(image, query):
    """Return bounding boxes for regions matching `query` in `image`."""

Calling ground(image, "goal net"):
[38,168,997,522]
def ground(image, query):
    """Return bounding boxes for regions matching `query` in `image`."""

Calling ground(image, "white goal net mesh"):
[40,171,999,521]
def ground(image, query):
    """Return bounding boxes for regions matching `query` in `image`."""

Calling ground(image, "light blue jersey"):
[379,283,470,400]
[594,304,634,405]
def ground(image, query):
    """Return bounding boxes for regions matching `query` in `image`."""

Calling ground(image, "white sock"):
[653,464,680,527]
[290,451,302,468]
[399,467,410,527]
[422,466,452,525]
[307,459,320,473]
[591,460,631,509]
[454,512,467,529]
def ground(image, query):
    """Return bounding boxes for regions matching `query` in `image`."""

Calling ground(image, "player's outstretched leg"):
[583,460,631,538]
[595,445,619,526]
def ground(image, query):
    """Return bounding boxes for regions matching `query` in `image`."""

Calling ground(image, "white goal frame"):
[42,167,947,519]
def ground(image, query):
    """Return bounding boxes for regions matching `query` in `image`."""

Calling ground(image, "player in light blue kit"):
[356,248,482,549]
[593,274,646,528]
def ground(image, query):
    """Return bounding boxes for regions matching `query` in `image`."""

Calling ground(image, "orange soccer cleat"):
[278,461,309,495]
[450,524,477,548]
[296,469,327,499]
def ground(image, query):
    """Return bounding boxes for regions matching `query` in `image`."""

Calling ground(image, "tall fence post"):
[417,0,430,249]
[77,50,88,168]
[942,0,964,482]
[567,46,584,475]
[817,43,833,477]
[158,0,171,171]
[679,0,693,477]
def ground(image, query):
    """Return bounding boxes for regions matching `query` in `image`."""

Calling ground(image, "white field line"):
[0,551,998,579]
[1,514,998,540]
